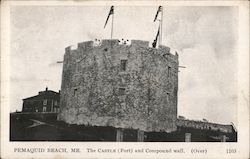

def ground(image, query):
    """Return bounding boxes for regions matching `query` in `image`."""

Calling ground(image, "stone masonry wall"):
[176,119,234,133]
[58,39,179,132]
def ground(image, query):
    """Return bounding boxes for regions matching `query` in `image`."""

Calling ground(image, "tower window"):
[120,60,128,71]
[167,93,170,102]
[74,88,78,96]
[168,66,171,77]
[147,88,151,101]
[119,88,126,96]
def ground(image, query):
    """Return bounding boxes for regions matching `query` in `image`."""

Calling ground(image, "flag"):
[104,6,114,28]
[153,6,162,22]
[152,26,160,48]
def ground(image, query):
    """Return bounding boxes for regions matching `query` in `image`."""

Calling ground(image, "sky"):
[10,6,238,125]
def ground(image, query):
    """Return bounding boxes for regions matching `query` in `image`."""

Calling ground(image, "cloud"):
[160,7,238,124]
[178,43,237,124]
[165,7,238,55]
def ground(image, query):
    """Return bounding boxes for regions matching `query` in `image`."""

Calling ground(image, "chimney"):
[46,87,48,91]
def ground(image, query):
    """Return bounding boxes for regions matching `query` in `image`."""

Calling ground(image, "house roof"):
[23,90,60,101]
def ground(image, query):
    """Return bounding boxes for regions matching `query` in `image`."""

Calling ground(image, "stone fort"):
[58,39,179,132]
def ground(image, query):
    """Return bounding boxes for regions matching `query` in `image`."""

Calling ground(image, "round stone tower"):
[58,39,179,132]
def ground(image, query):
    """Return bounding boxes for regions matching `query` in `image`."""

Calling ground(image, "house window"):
[43,99,47,105]
[54,101,58,106]
[43,106,47,112]
[54,108,59,113]
[168,66,171,77]
[120,60,128,71]
[119,88,126,96]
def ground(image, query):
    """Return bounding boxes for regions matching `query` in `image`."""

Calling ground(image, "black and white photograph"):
[1,0,249,158]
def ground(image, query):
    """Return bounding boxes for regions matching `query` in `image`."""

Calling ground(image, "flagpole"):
[160,6,163,46]
[158,22,161,47]
[111,10,114,40]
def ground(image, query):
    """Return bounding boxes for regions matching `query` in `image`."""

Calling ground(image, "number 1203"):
[226,149,236,153]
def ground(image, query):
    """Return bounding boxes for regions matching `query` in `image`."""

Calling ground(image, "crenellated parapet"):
[64,39,178,63]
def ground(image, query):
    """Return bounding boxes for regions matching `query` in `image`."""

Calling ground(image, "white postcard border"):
[1,1,249,159]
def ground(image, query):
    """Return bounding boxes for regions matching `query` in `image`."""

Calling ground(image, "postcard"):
[1,0,249,158]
